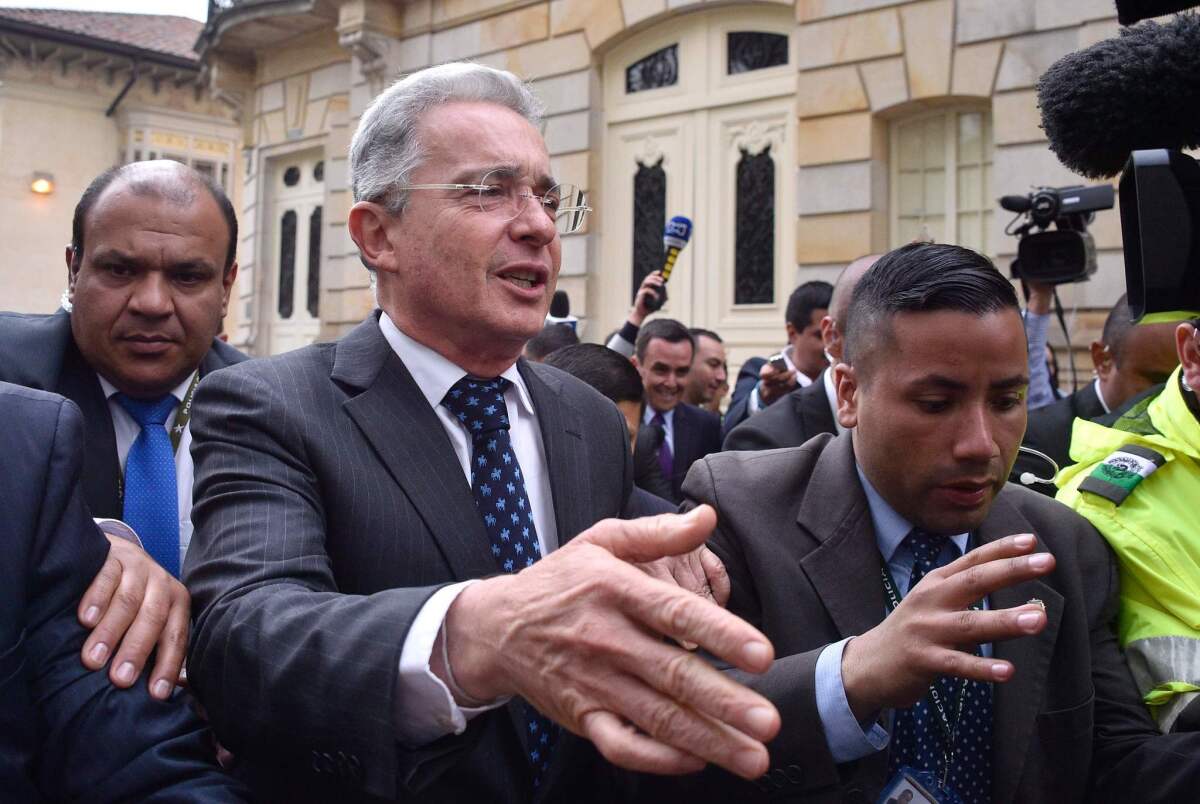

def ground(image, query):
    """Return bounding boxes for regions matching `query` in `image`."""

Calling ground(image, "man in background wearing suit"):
[724,255,878,452]
[1024,293,1178,473]
[632,318,723,503]
[722,280,832,437]
[659,243,1200,802]
[0,161,245,701]
[0,382,246,802]
[184,62,778,803]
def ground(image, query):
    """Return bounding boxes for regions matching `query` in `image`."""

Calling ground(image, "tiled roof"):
[0,8,202,62]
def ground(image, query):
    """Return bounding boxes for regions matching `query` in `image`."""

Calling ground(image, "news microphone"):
[545,289,578,330]
[644,215,694,313]
[999,195,1033,213]
[1037,13,1200,179]
[1117,0,1199,24]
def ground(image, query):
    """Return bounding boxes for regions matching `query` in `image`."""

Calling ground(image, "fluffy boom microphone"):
[1037,12,1200,179]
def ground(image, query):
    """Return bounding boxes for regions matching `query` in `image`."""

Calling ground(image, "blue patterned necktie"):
[887,529,993,804]
[650,411,673,479]
[114,393,180,577]
[440,376,559,788]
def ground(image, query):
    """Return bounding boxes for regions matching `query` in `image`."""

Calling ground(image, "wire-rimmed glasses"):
[396,169,591,234]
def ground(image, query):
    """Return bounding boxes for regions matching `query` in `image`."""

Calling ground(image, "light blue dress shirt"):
[813,467,990,763]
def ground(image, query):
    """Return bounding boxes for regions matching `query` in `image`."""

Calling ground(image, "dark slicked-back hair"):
[70,163,239,273]
[785,280,833,331]
[844,243,1019,376]
[1100,293,1136,365]
[544,343,644,404]
[635,318,695,362]
[525,322,580,361]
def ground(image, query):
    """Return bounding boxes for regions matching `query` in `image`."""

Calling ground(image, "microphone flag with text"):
[643,215,693,313]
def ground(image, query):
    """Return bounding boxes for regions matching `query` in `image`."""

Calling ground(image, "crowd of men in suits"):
[4,59,1200,803]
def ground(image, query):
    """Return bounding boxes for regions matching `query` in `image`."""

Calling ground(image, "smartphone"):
[767,353,788,372]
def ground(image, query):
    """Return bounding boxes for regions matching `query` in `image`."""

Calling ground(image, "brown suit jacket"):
[640,434,1200,803]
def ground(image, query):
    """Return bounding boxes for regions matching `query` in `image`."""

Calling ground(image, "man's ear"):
[1090,340,1114,380]
[785,321,797,344]
[220,261,239,315]
[1177,323,1200,392]
[65,245,78,302]
[834,362,858,429]
[347,202,399,275]
[819,314,838,353]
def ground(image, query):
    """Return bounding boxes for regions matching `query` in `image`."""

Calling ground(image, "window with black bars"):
[734,146,775,305]
[307,206,322,318]
[626,44,678,93]
[277,210,297,318]
[631,158,667,300]
[727,32,788,75]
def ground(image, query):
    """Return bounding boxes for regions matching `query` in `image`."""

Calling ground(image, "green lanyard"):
[116,373,200,504]
[880,560,982,792]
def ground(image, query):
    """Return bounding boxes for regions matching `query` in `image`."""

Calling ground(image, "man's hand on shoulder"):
[840,533,1054,721]
[78,533,190,699]
[437,506,779,780]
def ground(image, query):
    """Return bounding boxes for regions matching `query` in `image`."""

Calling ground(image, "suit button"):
[784,764,803,785]
[845,787,868,804]
[311,750,334,775]
[770,769,788,788]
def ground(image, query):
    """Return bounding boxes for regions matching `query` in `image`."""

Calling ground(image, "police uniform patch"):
[1079,443,1166,505]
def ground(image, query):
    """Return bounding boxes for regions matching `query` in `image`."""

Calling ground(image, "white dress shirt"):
[98,370,197,566]
[642,404,676,456]
[821,367,849,436]
[379,312,559,746]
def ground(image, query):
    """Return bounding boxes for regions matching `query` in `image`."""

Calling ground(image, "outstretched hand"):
[439,505,779,779]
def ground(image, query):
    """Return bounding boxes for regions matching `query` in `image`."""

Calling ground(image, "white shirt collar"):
[98,369,197,403]
[643,405,675,427]
[1092,377,1111,414]
[378,312,535,417]
[821,368,848,435]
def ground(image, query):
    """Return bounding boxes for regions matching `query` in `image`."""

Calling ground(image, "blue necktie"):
[651,411,673,479]
[114,393,180,577]
[888,529,993,804]
[440,376,559,788]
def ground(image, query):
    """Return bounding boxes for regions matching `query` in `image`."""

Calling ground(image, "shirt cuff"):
[814,637,890,763]
[395,580,510,747]
[748,384,764,415]
[94,518,143,548]
[1024,310,1055,411]
[606,322,639,358]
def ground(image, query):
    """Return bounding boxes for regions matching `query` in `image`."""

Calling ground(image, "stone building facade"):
[0,9,243,329]
[201,0,1124,382]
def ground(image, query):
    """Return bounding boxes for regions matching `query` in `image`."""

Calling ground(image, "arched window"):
[890,109,993,255]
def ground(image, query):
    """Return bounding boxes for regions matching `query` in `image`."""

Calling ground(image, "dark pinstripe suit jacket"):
[185,312,638,803]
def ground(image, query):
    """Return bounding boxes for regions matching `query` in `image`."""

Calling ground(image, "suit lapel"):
[802,373,838,438]
[518,360,590,546]
[333,316,496,581]
[978,493,1063,804]
[670,404,697,494]
[796,434,888,639]
[58,337,122,519]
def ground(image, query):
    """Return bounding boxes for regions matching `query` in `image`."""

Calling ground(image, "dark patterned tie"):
[887,529,993,804]
[651,411,673,479]
[114,393,180,577]
[440,376,559,788]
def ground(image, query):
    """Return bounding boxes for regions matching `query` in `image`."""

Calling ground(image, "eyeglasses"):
[396,169,591,234]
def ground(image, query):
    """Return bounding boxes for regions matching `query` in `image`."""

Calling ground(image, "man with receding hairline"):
[0,160,246,702]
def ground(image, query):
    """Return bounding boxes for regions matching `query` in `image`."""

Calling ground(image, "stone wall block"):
[796,211,874,263]
[559,233,590,276]
[901,0,953,98]
[950,40,1002,96]
[309,61,350,100]
[552,0,624,48]
[1079,19,1120,48]
[796,65,869,119]
[1034,0,1113,30]
[544,110,590,154]
[994,28,1076,90]
[532,69,591,116]
[431,20,483,63]
[622,0,666,28]
[859,56,908,111]
[550,151,590,190]
[955,0,1034,44]
[992,89,1043,145]
[798,0,907,22]
[396,33,433,72]
[434,0,517,26]
[478,33,591,81]
[798,8,902,70]
[798,112,873,166]
[796,160,873,214]
[480,4,551,53]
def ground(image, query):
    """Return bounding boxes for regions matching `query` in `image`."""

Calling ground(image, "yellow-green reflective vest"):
[1056,367,1200,731]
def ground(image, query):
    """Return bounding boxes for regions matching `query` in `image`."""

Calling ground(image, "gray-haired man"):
[184,62,779,802]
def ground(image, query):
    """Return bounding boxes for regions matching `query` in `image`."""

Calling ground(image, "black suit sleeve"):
[722,358,766,438]
[0,388,244,803]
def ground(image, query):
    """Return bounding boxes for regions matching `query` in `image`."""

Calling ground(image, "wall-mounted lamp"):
[30,172,55,195]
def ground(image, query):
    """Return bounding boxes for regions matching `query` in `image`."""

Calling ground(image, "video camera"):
[1000,184,1115,285]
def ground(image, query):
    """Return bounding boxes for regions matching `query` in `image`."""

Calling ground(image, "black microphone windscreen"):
[1037,13,1200,179]
[550,290,570,318]
[1117,0,1199,24]
[999,195,1032,213]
